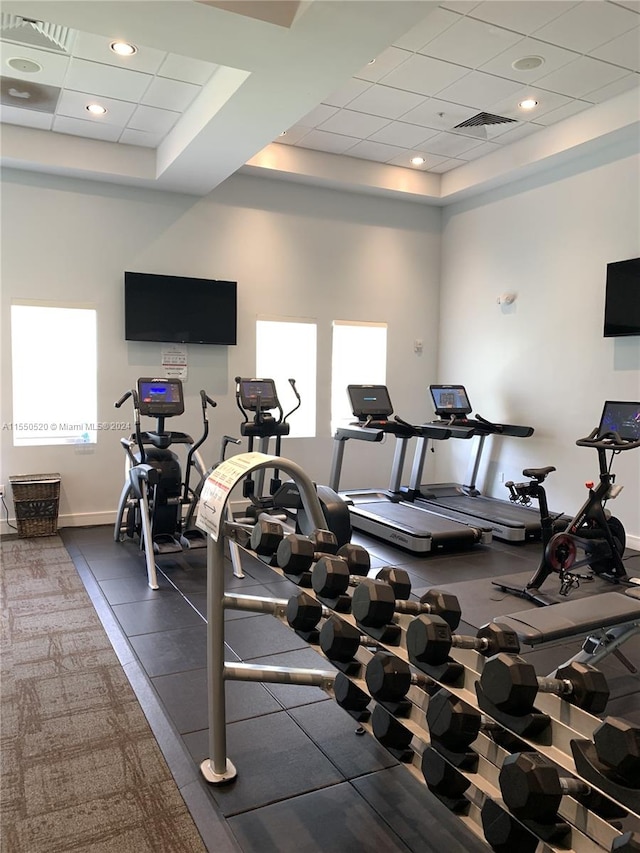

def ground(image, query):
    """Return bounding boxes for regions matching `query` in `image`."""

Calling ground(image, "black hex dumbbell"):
[351,578,462,631]
[593,716,640,784]
[319,616,378,664]
[286,591,331,633]
[365,651,434,703]
[499,752,625,824]
[371,704,414,757]
[406,614,520,667]
[479,654,610,715]
[275,531,340,574]
[249,519,284,555]
[426,688,503,752]
[421,746,470,806]
[480,799,539,853]
[332,671,370,721]
[311,559,412,604]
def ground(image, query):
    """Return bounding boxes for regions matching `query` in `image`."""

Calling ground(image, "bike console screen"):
[138,378,185,417]
[348,385,393,421]
[430,385,472,419]
[598,400,640,441]
[239,379,279,412]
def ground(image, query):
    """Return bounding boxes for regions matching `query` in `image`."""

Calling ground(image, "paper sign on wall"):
[162,346,188,380]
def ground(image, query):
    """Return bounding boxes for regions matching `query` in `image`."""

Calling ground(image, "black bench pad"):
[495,589,640,646]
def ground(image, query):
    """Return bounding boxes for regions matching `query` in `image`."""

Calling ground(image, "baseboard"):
[628,533,640,552]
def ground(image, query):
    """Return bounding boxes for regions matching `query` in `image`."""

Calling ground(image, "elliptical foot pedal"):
[182,529,208,549]
[153,534,183,555]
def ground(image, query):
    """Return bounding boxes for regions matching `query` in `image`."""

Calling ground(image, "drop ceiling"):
[1,0,638,205]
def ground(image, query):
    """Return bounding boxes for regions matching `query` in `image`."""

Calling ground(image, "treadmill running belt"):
[353,501,478,543]
[428,495,541,531]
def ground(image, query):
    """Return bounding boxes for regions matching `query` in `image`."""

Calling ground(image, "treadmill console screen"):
[239,379,279,411]
[598,400,640,441]
[348,385,393,420]
[430,385,472,418]
[138,378,185,417]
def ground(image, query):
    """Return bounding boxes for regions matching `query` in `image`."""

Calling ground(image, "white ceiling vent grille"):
[454,112,516,130]
[0,14,76,53]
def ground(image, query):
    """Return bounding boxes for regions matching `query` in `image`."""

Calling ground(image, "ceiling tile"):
[401,97,478,131]
[276,125,312,145]
[66,58,152,101]
[460,140,501,160]
[534,55,629,99]
[0,103,53,129]
[533,98,592,126]
[422,130,483,157]
[53,114,122,141]
[354,46,412,82]
[323,78,372,108]
[140,76,200,111]
[119,127,165,147]
[490,86,575,121]
[590,28,640,73]
[467,1,578,35]
[587,74,640,104]
[392,7,461,52]
[479,37,579,82]
[346,84,427,119]
[439,2,483,15]
[158,53,219,85]
[380,54,470,97]
[533,2,639,53]
[57,90,137,125]
[343,139,407,162]
[1,76,60,113]
[129,104,180,134]
[298,103,339,127]
[0,42,70,87]
[368,120,437,148]
[428,156,466,173]
[436,70,523,110]
[317,108,390,138]
[387,150,448,169]
[72,31,166,74]
[418,16,523,69]
[493,120,545,143]
[297,129,360,154]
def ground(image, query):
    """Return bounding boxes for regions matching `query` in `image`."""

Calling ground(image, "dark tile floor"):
[61,523,640,853]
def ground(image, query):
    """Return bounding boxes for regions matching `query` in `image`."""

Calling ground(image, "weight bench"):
[494,587,640,674]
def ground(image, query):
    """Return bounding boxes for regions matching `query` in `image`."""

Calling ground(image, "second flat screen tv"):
[125,272,237,345]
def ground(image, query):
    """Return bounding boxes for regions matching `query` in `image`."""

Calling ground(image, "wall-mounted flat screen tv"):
[125,272,237,345]
[603,258,640,338]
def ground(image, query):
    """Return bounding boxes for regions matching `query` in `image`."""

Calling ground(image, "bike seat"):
[522,465,556,481]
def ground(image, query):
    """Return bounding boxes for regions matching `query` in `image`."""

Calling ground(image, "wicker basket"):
[10,474,61,538]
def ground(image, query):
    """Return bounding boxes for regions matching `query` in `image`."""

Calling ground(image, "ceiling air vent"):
[0,14,76,53]
[453,111,516,139]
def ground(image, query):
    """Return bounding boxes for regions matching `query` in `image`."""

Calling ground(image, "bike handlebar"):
[576,426,640,451]
[115,390,132,409]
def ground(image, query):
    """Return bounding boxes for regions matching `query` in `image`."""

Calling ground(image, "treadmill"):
[329,385,492,554]
[409,385,557,542]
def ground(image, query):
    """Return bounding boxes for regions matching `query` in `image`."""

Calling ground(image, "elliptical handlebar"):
[115,390,134,409]
[576,426,640,451]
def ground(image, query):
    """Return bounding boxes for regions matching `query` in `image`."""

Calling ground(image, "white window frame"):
[256,317,317,438]
[10,301,98,446]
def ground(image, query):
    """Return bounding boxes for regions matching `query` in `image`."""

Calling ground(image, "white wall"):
[0,169,442,529]
[438,147,640,545]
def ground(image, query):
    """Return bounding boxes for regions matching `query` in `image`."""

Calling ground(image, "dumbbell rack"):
[197,453,640,853]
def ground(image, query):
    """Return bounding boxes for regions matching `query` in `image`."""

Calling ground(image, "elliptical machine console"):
[114,377,216,589]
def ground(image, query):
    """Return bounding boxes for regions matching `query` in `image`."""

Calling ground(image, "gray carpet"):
[0,534,208,853]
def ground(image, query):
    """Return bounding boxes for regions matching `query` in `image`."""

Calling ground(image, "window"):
[11,303,97,446]
[331,321,387,433]
[256,318,317,438]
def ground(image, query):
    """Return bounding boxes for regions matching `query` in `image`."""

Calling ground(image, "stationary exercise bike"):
[114,377,216,589]
[494,400,640,606]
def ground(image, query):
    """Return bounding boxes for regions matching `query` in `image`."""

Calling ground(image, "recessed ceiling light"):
[86,103,107,115]
[279,131,287,136]
[367,58,376,65]
[410,156,426,166]
[110,40,137,56]
[518,98,538,111]
[512,55,544,72]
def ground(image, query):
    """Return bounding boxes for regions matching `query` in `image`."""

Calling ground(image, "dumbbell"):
[311,559,412,603]
[593,716,640,783]
[276,532,354,575]
[351,578,462,631]
[426,688,503,752]
[499,752,624,824]
[406,614,520,667]
[479,653,609,715]
[421,746,470,803]
[365,651,434,703]
[319,616,378,663]
[371,704,414,755]
[286,591,331,633]
[480,799,539,853]
[333,671,370,719]
[249,519,284,555]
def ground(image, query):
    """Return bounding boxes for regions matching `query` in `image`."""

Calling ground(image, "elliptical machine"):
[494,400,640,606]
[114,377,215,589]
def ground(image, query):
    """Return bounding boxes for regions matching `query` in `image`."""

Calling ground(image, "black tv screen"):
[603,258,640,338]
[124,272,237,345]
